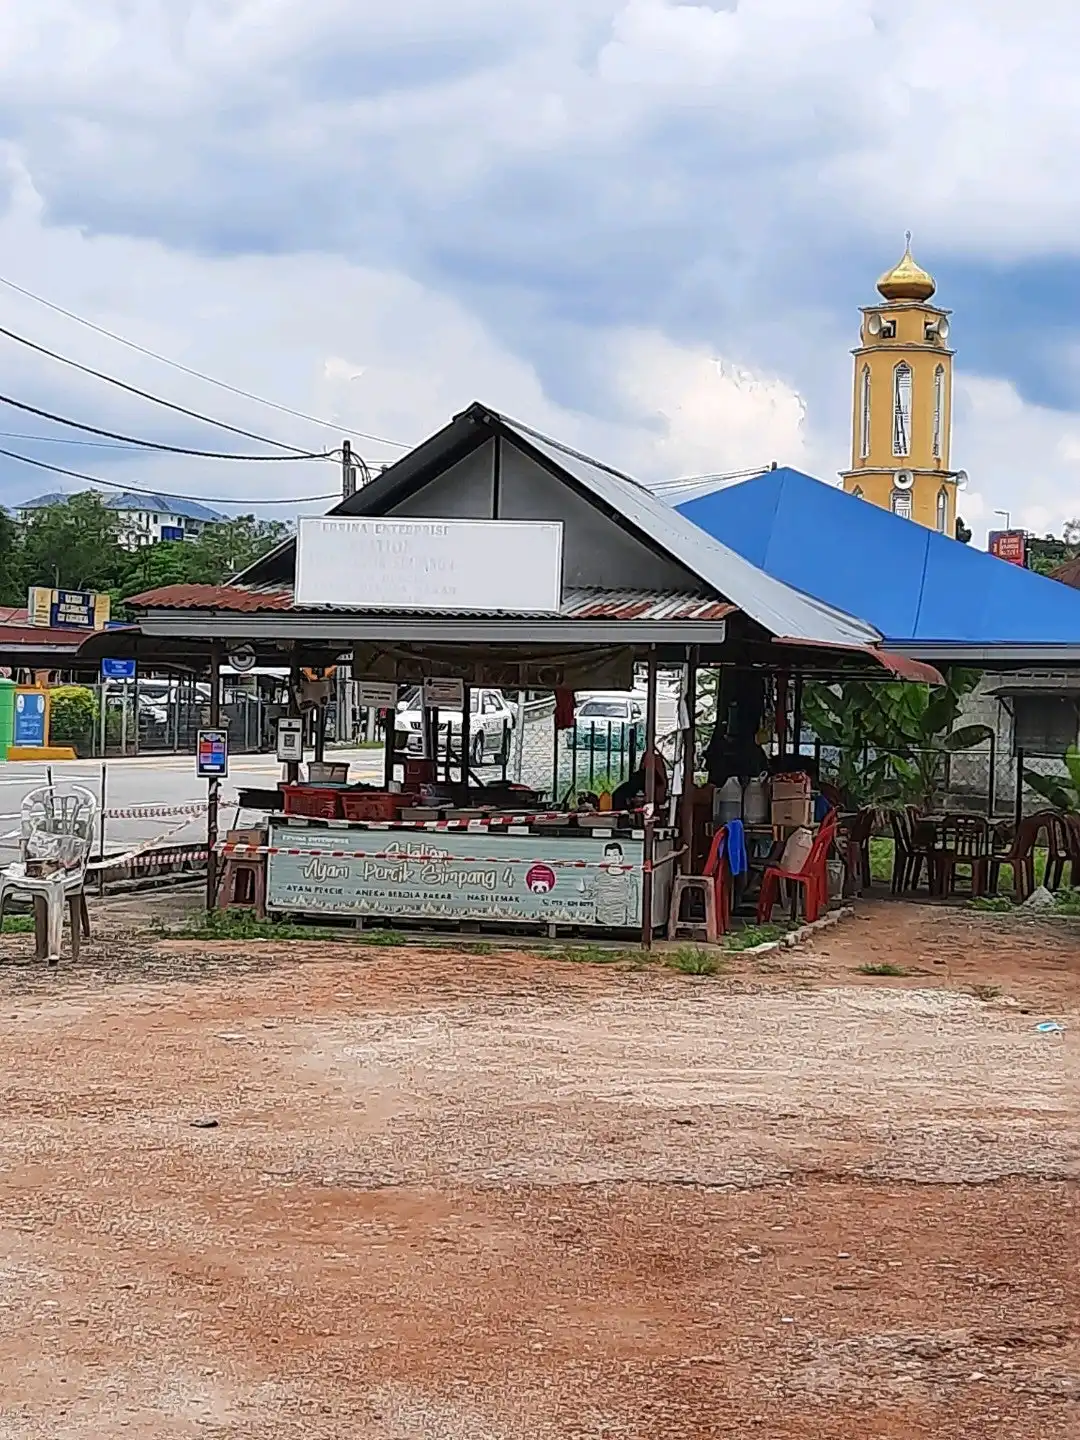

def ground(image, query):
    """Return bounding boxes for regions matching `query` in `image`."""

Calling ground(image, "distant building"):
[16,490,226,546]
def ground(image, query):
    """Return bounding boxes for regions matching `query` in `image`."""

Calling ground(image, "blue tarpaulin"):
[677,468,1080,662]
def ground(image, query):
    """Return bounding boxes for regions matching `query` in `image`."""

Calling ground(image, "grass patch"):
[970,983,1002,1001]
[552,944,641,966]
[856,961,909,977]
[969,895,1014,912]
[172,909,407,946]
[1,914,35,934]
[1054,888,1080,916]
[665,946,726,976]
[723,922,793,951]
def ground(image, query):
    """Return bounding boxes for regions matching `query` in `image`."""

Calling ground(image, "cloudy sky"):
[0,0,1078,542]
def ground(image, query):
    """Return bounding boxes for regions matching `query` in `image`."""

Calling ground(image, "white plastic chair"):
[0,785,98,964]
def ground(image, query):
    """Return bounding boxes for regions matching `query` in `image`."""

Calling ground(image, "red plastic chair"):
[702,825,732,933]
[757,811,838,924]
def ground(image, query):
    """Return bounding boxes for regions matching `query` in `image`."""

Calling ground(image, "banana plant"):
[1022,745,1080,813]
[804,669,991,811]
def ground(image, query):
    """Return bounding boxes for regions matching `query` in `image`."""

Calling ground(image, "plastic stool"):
[667,875,720,943]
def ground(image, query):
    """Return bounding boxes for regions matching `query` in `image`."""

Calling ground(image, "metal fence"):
[812,738,1075,819]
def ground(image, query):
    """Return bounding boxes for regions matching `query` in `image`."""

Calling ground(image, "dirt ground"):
[0,900,1077,1439]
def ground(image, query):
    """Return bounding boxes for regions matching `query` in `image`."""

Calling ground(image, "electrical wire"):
[0,272,410,450]
[0,429,140,449]
[0,443,338,506]
[0,391,334,460]
[0,321,322,456]
[649,464,771,494]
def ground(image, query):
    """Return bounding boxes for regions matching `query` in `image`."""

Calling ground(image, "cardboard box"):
[771,797,813,828]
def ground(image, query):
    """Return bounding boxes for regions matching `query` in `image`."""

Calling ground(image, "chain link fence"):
[812,738,1075,818]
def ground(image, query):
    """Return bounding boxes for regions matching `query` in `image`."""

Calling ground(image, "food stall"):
[99,402,940,945]
[264,811,673,932]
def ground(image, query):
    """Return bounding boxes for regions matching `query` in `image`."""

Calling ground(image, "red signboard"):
[988,530,1027,567]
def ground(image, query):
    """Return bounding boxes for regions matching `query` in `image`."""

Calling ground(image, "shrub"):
[48,686,98,756]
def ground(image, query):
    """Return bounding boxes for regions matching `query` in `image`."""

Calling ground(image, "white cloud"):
[0,0,1077,552]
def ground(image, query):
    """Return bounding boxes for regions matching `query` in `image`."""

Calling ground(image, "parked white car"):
[395,687,516,764]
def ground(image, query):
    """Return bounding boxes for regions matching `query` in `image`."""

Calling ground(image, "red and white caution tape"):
[287,810,631,831]
[216,841,635,871]
[101,801,209,821]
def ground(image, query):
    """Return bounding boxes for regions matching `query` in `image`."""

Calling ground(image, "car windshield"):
[579,700,628,719]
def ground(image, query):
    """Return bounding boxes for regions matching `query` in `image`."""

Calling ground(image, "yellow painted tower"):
[841,237,958,534]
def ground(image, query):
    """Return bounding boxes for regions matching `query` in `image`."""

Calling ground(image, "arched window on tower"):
[893,362,913,456]
[933,365,946,459]
[852,486,864,499]
[891,488,913,520]
[936,487,948,533]
[859,365,871,458]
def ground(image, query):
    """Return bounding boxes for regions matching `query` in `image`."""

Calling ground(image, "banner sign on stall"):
[356,680,398,710]
[196,727,229,778]
[295,517,563,613]
[266,823,646,928]
[101,658,136,681]
[422,676,464,710]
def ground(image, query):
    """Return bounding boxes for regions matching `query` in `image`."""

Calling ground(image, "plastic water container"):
[714,777,743,824]
[743,777,769,825]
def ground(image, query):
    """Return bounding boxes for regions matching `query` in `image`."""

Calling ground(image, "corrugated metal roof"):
[504,415,881,649]
[127,583,736,623]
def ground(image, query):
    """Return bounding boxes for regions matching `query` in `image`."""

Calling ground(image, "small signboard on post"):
[422,677,465,710]
[196,727,229,778]
[101,658,136,681]
[275,716,304,763]
[356,680,398,710]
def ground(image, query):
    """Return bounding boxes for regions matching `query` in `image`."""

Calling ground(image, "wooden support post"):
[792,674,804,757]
[205,642,222,913]
[679,645,699,875]
[775,672,789,757]
[461,683,471,788]
[642,646,658,951]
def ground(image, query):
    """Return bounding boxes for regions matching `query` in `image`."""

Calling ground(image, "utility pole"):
[342,439,357,501]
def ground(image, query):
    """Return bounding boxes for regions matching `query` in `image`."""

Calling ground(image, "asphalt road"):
[0,748,385,861]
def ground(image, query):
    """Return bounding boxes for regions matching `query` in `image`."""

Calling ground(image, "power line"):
[0,443,338,506]
[0,429,139,449]
[649,464,771,494]
[0,271,411,451]
[0,391,334,460]
[0,322,321,456]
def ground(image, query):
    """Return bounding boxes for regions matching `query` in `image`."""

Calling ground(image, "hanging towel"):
[726,817,748,877]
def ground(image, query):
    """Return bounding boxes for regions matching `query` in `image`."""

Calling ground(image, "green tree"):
[17,493,127,592]
[0,507,22,604]
[119,515,291,598]
[804,669,992,810]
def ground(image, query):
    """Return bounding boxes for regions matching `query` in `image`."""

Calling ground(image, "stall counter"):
[265,817,673,932]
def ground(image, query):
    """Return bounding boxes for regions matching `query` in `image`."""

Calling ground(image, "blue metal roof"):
[676,467,1080,662]
[17,489,225,523]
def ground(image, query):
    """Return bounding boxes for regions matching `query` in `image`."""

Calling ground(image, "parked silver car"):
[395,687,515,764]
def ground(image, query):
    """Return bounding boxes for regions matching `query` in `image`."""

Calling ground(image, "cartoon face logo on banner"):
[525,862,557,895]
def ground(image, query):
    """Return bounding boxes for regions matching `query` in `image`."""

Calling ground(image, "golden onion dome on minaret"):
[876,233,936,302]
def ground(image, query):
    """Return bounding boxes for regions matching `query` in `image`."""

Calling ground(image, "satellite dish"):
[1064,519,1080,546]
[893,469,915,491]
[867,313,884,337]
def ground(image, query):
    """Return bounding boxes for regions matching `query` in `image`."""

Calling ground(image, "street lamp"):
[995,509,1011,530]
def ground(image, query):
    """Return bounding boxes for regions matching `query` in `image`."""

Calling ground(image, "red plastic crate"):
[281,784,341,820]
[341,791,400,823]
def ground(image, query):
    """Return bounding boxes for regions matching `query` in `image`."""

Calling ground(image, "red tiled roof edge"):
[124,583,294,612]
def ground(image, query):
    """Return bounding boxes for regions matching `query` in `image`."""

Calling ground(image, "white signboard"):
[422,677,464,710]
[295,518,563,613]
[275,717,303,762]
[356,680,399,709]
